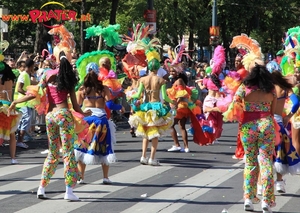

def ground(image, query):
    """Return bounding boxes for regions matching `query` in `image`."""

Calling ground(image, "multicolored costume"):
[0,60,21,145]
[74,50,123,165]
[225,34,262,159]
[127,35,173,140]
[27,69,83,188]
[198,45,226,144]
[167,84,208,145]
[274,114,300,175]
[75,108,117,165]
[224,84,276,205]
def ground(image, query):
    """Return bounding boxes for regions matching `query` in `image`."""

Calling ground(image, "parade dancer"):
[266,61,300,195]
[224,57,276,212]
[75,60,122,185]
[0,52,21,164]
[8,51,91,201]
[128,45,174,166]
[197,45,226,144]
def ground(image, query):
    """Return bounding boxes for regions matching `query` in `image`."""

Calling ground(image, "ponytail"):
[57,51,78,92]
[210,73,222,89]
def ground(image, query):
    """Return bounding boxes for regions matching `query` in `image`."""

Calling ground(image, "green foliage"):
[1,0,300,60]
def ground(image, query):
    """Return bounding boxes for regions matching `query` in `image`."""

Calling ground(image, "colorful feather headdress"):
[211,45,226,75]
[230,34,263,71]
[283,26,300,72]
[164,39,191,72]
[75,50,116,90]
[85,24,122,47]
[121,23,149,79]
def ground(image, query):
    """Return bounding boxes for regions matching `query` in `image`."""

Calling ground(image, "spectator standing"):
[13,59,35,148]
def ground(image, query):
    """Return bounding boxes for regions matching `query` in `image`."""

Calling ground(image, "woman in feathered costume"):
[225,34,260,160]
[128,37,174,166]
[197,45,226,144]
[121,23,151,137]
[281,26,300,158]
[75,62,122,185]
[266,61,300,196]
[165,39,207,151]
[0,44,21,164]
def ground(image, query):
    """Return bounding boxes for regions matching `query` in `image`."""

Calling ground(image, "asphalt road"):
[0,122,300,213]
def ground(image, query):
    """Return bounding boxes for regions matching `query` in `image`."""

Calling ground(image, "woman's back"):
[140,74,164,103]
[243,89,274,112]
[83,88,105,109]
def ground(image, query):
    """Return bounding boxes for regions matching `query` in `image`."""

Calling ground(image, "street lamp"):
[0,6,9,44]
[210,0,219,50]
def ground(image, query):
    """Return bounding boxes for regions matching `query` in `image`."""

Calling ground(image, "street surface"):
[0,122,300,213]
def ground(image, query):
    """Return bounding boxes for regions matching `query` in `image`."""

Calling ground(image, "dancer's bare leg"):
[9,133,17,159]
[170,119,180,147]
[102,164,109,179]
[179,118,188,149]
[77,160,86,180]
[150,137,158,160]
[142,138,149,158]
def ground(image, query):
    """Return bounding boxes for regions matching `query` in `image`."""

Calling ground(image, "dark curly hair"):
[271,71,293,90]
[56,51,78,92]
[210,73,222,89]
[0,62,16,85]
[243,63,274,93]
[83,71,104,95]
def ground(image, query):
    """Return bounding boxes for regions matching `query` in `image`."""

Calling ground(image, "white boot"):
[64,186,79,201]
[37,186,46,199]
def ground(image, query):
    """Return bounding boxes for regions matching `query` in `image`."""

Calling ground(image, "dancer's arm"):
[103,86,122,110]
[70,88,91,116]
[131,83,144,100]
[161,84,173,103]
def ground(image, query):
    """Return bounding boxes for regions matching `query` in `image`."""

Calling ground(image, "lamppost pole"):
[147,0,154,10]
[211,0,218,56]
[212,0,217,27]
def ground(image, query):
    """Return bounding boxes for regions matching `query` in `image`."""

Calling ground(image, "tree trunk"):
[107,0,119,52]
[110,0,119,25]
[80,0,86,54]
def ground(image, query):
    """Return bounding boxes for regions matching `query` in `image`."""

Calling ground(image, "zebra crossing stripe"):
[0,165,99,201]
[227,173,300,213]
[0,164,42,178]
[121,165,243,213]
[14,164,174,213]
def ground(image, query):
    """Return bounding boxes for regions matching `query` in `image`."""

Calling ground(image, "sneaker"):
[16,142,29,149]
[262,201,275,213]
[64,192,79,201]
[276,180,286,193]
[140,156,148,165]
[11,159,18,165]
[148,158,160,166]
[180,148,190,153]
[37,186,47,199]
[103,178,112,185]
[167,146,181,152]
[244,199,254,211]
[257,184,262,196]
[41,149,49,154]
[77,179,84,184]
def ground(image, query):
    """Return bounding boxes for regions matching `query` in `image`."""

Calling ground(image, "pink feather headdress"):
[211,45,226,75]
[164,39,191,72]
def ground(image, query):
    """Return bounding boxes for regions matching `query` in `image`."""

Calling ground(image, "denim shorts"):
[18,107,33,131]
